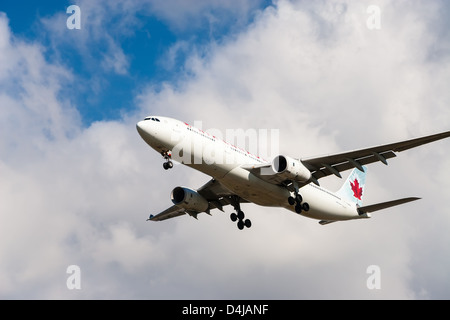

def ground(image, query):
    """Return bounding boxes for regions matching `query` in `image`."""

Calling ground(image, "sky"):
[0,0,450,300]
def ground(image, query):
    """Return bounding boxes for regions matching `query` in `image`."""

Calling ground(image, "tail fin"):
[336,166,367,206]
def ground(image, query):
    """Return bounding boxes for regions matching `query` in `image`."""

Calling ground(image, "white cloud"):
[40,0,177,78]
[146,0,267,33]
[38,0,267,77]
[1,0,450,299]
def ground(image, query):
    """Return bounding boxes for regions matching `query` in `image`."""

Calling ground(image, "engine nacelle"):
[171,186,209,212]
[271,155,312,182]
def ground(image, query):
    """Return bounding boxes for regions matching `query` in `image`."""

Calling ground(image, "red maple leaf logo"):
[350,179,363,200]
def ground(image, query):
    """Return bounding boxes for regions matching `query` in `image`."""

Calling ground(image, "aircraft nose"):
[136,121,145,134]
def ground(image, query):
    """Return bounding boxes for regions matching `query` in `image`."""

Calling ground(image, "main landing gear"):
[161,151,173,170]
[288,183,310,214]
[229,196,251,230]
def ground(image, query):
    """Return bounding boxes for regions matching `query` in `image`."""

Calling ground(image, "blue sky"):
[1,0,450,300]
[0,1,272,124]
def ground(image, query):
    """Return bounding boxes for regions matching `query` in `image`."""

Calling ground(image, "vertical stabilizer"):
[336,166,367,206]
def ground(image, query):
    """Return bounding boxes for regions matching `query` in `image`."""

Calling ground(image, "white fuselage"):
[137,116,366,222]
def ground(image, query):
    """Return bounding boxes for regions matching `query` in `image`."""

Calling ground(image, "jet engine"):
[271,155,312,182]
[171,186,209,212]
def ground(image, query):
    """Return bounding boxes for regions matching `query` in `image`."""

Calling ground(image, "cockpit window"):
[144,117,160,122]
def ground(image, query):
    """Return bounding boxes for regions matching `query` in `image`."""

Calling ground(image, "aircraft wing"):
[148,179,245,221]
[301,130,450,182]
[147,205,186,221]
[243,130,450,186]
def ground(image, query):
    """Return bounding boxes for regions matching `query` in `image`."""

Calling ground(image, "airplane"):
[136,116,450,229]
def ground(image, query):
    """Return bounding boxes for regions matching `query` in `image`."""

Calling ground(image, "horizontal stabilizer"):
[358,197,421,214]
[319,220,337,225]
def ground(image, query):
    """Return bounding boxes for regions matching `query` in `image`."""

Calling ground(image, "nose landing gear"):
[161,151,173,170]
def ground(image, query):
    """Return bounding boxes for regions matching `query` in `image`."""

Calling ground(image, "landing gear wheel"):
[230,196,252,230]
[161,151,173,170]
[289,188,309,214]
[163,160,173,170]
[236,218,252,230]
[302,202,310,212]
[288,196,295,206]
